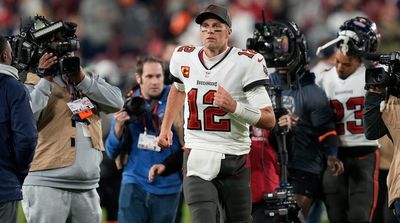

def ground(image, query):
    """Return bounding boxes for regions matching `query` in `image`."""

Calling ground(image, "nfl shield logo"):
[181,66,190,78]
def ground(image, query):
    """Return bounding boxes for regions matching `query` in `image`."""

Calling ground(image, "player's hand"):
[148,164,166,182]
[113,110,130,139]
[327,156,344,176]
[214,85,236,113]
[157,130,173,148]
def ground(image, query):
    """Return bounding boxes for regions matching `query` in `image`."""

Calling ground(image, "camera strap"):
[141,99,160,134]
[61,75,93,122]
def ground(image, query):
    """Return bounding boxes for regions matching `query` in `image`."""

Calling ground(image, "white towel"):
[187,150,225,181]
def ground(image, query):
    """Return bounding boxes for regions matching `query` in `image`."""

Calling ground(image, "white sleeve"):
[242,53,268,89]
[26,78,52,121]
[245,85,272,109]
[169,48,183,81]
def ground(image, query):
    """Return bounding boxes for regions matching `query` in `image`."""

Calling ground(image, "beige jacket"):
[26,73,104,171]
[382,95,400,206]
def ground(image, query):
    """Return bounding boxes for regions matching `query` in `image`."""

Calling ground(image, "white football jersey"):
[170,46,271,155]
[318,65,377,147]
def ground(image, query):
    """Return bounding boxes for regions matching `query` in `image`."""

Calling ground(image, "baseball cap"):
[195,4,231,27]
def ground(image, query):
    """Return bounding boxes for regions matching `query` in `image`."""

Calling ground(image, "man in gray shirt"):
[22,50,123,223]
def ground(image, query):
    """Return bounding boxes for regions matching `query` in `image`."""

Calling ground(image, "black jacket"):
[363,91,389,140]
[0,71,37,202]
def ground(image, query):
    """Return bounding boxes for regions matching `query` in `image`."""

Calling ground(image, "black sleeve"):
[306,86,338,156]
[159,149,183,176]
[169,74,183,84]
[243,79,268,92]
[363,91,389,140]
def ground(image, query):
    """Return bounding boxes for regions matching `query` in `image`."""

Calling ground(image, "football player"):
[316,16,380,223]
[157,4,275,223]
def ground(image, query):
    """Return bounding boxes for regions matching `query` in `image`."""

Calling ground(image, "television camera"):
[8,15,80,76]
[246,12,308,79]
[124,96,146,120]
[364,52,400,97]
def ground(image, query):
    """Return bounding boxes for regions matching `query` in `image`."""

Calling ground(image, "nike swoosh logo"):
[257,58,263,62]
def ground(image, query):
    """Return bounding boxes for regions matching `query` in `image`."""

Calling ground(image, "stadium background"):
[1,0,399,222]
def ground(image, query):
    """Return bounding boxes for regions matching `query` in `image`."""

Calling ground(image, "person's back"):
[0,36,37,223]
[270,71,337,174]
[270,69,342,221]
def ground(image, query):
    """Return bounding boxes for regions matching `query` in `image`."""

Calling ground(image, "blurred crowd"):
[2,1,400,223]
[1,0,400,94]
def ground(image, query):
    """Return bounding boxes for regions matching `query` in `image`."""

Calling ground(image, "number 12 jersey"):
[169,46,271,155]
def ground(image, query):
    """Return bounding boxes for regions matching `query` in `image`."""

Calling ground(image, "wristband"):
[174,82,185,92]
[232,102,261,126]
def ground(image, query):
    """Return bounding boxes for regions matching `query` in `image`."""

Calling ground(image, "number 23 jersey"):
[318,65,377,147]
[169,46,271,155]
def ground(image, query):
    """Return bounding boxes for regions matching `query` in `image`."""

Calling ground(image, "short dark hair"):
[0,36,8,55]
[136,55,164,76]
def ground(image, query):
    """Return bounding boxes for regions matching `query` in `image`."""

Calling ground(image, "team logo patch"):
[181,66,190,78]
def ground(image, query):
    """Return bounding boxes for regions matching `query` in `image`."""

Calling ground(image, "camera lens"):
[124,97,146,119]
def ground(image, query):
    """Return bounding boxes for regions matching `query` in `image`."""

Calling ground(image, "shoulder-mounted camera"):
[364,52,400,97]
[8,15,80,76]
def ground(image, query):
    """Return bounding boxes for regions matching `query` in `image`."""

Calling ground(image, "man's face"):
[2,41,12,65]
[136,62,164,99]
[335,50,361,79]
[200,18,231,51]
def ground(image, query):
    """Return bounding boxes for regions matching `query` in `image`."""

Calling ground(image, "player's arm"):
[158,84,186,148]
[158,47,188,148]
[232,51,275,129]
[256,106,276,129]
[214,85,275,130]
[309,88,343,176]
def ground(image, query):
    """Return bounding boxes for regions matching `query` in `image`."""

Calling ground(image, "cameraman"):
[21,49,123,222]
[105,56,183,223]
[265,21,343,221]
[363,85,400,222]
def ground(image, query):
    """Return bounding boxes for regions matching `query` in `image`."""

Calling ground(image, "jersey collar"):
[198,47,233,70]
